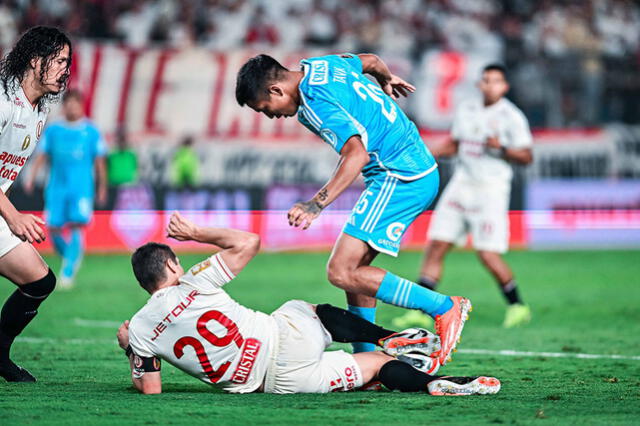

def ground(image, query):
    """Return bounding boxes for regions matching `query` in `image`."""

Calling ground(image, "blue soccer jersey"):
[297,54,437,181]
[40,119,106,227]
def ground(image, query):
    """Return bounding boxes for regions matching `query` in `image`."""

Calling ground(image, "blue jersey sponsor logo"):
[309,60,329,85]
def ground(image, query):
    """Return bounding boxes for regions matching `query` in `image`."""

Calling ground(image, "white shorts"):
[264,300,364,394]
[429,179,510,253]
[0,216,23,258]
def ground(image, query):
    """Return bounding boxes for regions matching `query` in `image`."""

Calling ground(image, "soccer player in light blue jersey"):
[26,90,107,288]
[236,54,470,366]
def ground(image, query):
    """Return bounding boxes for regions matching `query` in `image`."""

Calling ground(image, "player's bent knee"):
[19,268,56,299]
[326,265,352,290]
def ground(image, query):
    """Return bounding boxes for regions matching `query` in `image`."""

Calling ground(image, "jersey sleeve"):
[507,109,533,149]
[179,253,235,294]
[0,98,10,136]
[302,94,366,154]
[338,53,363,74]
[450,104,465,141]
[128,318,156,358]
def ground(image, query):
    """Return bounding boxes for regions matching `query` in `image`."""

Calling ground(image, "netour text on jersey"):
[151,289,199,341]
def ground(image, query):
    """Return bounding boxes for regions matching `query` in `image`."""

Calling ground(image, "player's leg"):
[350,352,500,395]
[472,188,530,327]
[59,224,84,287]
[327,240,379,352]
[418,240,454,290]
[394,181,465,329]
[60,195,92,287]
[330,174,470,364]
[45,191,68,258]
[0,242,56,382]
[477,250,530,327]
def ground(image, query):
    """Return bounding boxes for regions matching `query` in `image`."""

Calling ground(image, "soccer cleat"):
[503,304,531,328]
[0,360,36,382]
[391,310,433,330]
[398,353,441,375]
[58,275,74,290]
[433,296,472,365]
[379,328,441,357]
[428,376,501,396]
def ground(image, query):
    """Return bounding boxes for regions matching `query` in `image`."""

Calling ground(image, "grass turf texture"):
[0,250,639,425]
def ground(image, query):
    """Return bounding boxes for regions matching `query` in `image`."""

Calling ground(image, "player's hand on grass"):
[167,211,198,241]
[378,74,416,100]
[288,200,323,230]
[6,212,46,243]
[117,320,130,350]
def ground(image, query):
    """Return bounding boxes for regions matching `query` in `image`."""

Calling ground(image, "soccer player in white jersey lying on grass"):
[116,212,500,396]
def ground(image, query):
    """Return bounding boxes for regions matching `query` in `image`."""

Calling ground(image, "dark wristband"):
[125,345,133,358]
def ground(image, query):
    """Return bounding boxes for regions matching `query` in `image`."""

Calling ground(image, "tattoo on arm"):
[299,200,324,214]
[317,188,328,202]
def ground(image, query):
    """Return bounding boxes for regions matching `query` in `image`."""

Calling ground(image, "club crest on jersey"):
[386,222,406,242]
[36,121,43,139]
[21,135,30,150]
[309,60,328,85]
[320,129,338,148]
[191,259,211,276]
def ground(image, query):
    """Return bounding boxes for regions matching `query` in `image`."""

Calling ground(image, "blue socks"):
[51,232,68,257]
[376,272,453,318]
[62,229,84,280]
[347,305,377,353]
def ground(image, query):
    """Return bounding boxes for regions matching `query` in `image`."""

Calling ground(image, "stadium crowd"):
[0,0,638,127]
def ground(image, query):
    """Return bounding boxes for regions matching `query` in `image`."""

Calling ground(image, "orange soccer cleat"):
[433,296,472,365]
[378,328,441,357]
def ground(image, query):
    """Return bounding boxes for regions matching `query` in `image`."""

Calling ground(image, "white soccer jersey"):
[0,88,48,193]
[450,98,532,188]
[128,254,278,394]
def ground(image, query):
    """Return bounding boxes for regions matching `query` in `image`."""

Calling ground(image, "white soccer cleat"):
[379,328,441,357]
[428,376,501,396]
[397,353,441,375]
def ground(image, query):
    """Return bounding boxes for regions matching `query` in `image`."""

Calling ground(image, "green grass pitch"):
[0,249,639,425]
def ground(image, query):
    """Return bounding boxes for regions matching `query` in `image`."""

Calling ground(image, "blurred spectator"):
[171,135,199,189]
[0,0,637,127]
[107,127,138,186]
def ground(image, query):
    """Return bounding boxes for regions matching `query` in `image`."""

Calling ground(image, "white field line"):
[458,348,640,361]
[73,318,122,328]
[13,337,640,361]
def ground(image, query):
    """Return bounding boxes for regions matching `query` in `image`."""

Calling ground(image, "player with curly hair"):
[0,26,72,382]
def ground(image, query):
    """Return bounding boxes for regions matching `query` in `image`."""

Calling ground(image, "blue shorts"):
[45,191,94,228]
[343,170,439,256]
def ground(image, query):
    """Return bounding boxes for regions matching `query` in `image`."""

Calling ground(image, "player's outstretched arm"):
[288,136,369,230]
[117,321,162,395]
[431,136,459,158]
[358,54,415,100]
[166,211,260,276]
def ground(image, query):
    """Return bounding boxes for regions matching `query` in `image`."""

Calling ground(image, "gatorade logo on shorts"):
[386,222,406,242]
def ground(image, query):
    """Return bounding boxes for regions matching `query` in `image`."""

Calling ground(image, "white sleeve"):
[507,109,533,149]
[128,317,156,358]
[450,105,464,140]
[0,98,12,136]
[179,253,235,294]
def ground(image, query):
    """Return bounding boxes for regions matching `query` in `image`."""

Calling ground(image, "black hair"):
[235,54,288,106]
[0,26,72,110]
[482,63,508,81]
[131,243,178,293]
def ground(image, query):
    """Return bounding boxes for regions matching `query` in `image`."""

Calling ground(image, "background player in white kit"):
[116,212,501,396]
[395,64,533,330]
[0,27,72,382]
